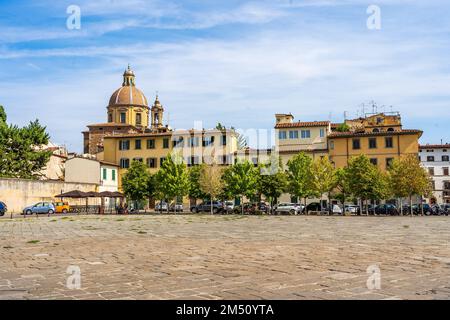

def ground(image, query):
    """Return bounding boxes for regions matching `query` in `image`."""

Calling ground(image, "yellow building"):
[274,113,330,167]
[328,113,422,170]
[83,66,239,200]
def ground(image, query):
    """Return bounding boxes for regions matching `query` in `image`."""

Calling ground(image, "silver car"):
[274,203,302,215]
[23,202,55,215]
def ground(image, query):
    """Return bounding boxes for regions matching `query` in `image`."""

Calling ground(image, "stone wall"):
[0,178,98,214]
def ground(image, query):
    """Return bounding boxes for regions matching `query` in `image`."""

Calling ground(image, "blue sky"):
[1,0,449,152]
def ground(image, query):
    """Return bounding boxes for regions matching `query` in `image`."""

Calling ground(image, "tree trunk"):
[210,197,213,215]
[400,198,403,216]
[304,197,308,215]
[365,199,369,216]
[359,198,363,216]
[241,196,244,215]
[409,195,413,216]
[420,195,424,216]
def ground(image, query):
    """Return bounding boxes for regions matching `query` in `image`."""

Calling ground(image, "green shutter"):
[112,170,116,181]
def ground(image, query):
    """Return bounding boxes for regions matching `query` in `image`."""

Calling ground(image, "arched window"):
[387,128,394,132]
[372,128,380,133]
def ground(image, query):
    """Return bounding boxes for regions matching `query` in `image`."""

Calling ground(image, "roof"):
[275,121,330,129]
[86,123,136,128]
[328,129,422,138]
[419,144,450,149]
[104,128,237,139]
[108,85,148,107]
[99,160,119,167]
[278,148,328,154]
[234,148,273,155]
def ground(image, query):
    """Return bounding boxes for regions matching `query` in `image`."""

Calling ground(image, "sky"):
[0,0,449,152]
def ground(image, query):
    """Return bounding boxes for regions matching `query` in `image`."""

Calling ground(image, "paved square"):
[1,214,450,300]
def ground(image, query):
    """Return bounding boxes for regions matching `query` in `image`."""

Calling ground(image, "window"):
[443,167,449,176]
[146,158,157,168]
[160,157,166,167]
[427,156,435,162]
[386,158,394,169]
[202,136,214,147]
[352,139,361,150]
[112,170,116,181]
[278,131,287,140]
[136,113,142,126]
[108,113,113,123]
[173,137,184,148]
[119,140,130,150]
[252,157,258,167]
[431,181,436,190]
[372,128,380,133]
[330,141,335,150]
[289,130,299,139]
[429,167,435,176]
[133,157,143,163]
[102,168,107,180]
[320,128,325,138]
[147,139,155,149]
[135,139,141,150]
[187,156,199,167]
[301,130,311,139]
[163,138,169,149]
[385,137,393,148]
[387,128,395,132]
[188,137,199,147]
[369,138,377,149]
[220,155,229,165]
[120,112,126,123]
[443,155,450,162]
[426,149,434,152]
[370,158,378,166]
[120,158,130,168]
[221,135,227,146]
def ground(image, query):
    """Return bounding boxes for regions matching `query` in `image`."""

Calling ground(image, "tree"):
[0,109,52,179]
[310,157,337,212]
[258,156,287,214]
[188,165,208,202]
[199,163,224,214]
[121,160,152,209]
[346,155,380,215]
[389,154,432,216]
[154,153,190,213]
[335,123,350,132]
[334,167,352,209]
[0,105,6,124]
[222,160,258,214]
[286,152,314,212]
[368,169,392,214]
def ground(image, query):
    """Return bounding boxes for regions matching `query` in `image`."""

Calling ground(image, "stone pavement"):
[0,214,449,300]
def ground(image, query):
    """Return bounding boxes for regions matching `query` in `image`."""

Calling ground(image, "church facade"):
[83,66,239,190]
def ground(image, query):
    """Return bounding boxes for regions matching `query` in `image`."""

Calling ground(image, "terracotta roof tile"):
[328,129,422,138]
[275,121,330,129]
[419,144,450,149]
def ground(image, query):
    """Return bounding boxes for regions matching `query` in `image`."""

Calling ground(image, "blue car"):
[23,202,56,215]
[0,201,7,216]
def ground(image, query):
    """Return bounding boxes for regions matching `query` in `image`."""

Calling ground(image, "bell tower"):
[151,94,164,129]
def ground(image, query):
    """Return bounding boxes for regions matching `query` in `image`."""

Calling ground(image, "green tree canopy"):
[199,163,224,214]
[258,156,287,213]
[286,152,314,208]
[154,153,190,210]
[188,165,208,200]
[310,156,337,210]
[121,160,152,202]
[0,109,52,179]
[222,160,258,213]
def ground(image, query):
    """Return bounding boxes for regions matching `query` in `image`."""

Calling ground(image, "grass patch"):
[137,231,147,234]
[50,219,57,222]
[27,240,40,244]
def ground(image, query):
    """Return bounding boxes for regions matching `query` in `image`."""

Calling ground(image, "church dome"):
[108,65,148,107]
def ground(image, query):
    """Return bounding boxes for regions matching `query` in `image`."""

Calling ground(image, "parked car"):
[190,201,224,214]
[345,205,359,214]
[233,203,257,215]
[23,202,56,215]
[329,204,343,215]
[374,204,398,216]
[303,202,322,213]
[274,203,302,215]
[155,202,168,212]
[169,202,183,212]
[54,201,70,214]
[440,204,450,215]
[0,201,7,216]
[412,204,434,215]
[223,201,235,213]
